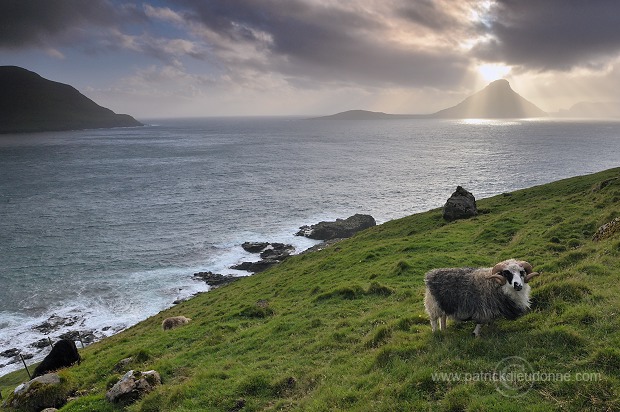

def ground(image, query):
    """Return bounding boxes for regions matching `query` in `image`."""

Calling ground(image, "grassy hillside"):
[3,168,620,411]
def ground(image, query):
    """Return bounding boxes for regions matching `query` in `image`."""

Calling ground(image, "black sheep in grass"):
[32,339,81,378]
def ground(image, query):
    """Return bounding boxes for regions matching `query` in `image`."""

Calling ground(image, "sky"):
[2,0,620,119]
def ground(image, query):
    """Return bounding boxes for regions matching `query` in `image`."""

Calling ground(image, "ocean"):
[1,117,619,375]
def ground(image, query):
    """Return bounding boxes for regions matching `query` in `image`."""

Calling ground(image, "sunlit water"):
[1,117,619,375]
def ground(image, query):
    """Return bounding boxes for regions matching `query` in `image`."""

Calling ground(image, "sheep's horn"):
[518,261,534,274]
[524,272,540,283]
[487,274,507,285]
[491,262,506,276]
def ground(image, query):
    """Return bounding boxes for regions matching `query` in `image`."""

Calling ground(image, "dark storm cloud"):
[0,0,144,49]
[477,0,620,70]
[174,0,469,88]
[397,0,461,30]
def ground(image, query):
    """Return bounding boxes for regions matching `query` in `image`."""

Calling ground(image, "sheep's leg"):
[472,323,483,338]
[430,317,438,332]
[440,315,447,331]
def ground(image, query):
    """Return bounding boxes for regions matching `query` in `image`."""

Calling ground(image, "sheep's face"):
[499,261,527,291]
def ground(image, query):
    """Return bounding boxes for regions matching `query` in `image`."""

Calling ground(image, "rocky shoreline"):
[1,214,375,376]
[192,214,376,287]
[0,314,100,371]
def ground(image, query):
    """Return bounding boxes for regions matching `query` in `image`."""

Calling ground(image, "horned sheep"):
[424,259,540,337]
[161,316,191,331]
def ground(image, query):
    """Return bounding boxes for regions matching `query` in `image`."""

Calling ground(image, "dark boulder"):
[259,243,294,260]
[1,348,20,358]
[193,271,239,288]
[32,339,81,378]
[232,242,295,274]
[442,186,478,221]
[241,242,270,253]
[296,214,376,240]
[231,260,279,273]
[32,314,79,335]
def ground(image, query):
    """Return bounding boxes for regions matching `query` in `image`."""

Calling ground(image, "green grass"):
[3,168,620,411]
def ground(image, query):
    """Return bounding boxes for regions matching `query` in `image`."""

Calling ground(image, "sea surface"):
[1,117,620,375]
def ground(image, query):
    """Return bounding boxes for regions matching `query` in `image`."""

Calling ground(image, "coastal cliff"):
[0,66,142,134]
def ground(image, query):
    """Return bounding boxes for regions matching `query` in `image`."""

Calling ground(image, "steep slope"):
[2,168,620,411]
[432,79,547,118]
[0,66,142,133]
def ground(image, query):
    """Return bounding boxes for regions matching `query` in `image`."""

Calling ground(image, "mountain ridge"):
[0,66,142,134]
[314,79,548,120]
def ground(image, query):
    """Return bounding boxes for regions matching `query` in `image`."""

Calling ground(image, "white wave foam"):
[0,217,330,377]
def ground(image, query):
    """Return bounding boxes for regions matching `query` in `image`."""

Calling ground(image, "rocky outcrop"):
[4,373,68,411]
[443,186,478,221]
[593,217,620,241]
[231,242,295,273]
[33,314,79,335]
[231,259,280,273]
[0,348,33,368]
[296,214,376,240]
[193,271,239,288]
[241,242,270,253]
[259,243,295,260]
[106,370,161,405]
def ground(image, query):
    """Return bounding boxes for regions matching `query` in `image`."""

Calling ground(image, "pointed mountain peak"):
[485,78,511,90]
[432,79,547,119]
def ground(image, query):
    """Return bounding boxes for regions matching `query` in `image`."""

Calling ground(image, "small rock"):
[1,348,20,358]
[31,338,53,349]
[106,370,161,405]
[229,398,246,412]
[113,357,133,373]
[58,330,96,344]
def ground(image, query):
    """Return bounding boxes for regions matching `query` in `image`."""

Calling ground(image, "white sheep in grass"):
[162,316,191,331]
[424,259,540,337]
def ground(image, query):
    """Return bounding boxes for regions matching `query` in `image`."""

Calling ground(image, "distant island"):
[314,79,548,120]
[0,66,142,134]
[314,110,426,120]
[555,101,620,118]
